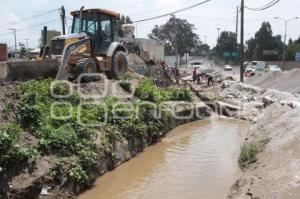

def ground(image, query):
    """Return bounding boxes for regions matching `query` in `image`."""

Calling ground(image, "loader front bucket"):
[5,59,60,81]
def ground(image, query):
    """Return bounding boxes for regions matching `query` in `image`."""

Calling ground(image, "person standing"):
[192,68,197,82]
[175,67,180,84]
[206,73,213,86]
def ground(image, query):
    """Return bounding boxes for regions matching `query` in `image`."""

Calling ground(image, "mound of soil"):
[0,82,21,124]
[247,69,300,94]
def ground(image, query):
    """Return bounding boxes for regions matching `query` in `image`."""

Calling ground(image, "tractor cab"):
[70,8,120,55]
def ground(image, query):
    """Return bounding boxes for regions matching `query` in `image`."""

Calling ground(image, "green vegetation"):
[8,78,180,186]
[239,137,271,169]
[135,79,192,102]
[0,123,37,167]
[119,80,132,93]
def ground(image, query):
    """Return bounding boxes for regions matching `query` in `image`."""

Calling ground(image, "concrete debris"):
[223,80,300,199]
[40,186,51,195]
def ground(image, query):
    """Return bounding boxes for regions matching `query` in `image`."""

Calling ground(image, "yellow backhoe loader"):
[5,7,129,82]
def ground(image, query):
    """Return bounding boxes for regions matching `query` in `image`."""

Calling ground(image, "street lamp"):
[217,28,220,45]
[274,16,299,71]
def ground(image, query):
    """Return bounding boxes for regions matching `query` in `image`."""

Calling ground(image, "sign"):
[263,50,278,55]
[223,51,239,58]
[296,52,300,62]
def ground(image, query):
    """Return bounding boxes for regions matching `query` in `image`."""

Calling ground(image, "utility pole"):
[204,35,207,44]
[8,28,17,59]
[217,28,220,45]
[25,39,29,55]
[60,6,66,35]
[240,0,244,82]
[236,6,239,48]
[135,23,138,38]
[171,14,179,66]
[275,17,299,71]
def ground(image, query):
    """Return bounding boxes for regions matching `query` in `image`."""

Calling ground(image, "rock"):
[262,96,274,107]
[290,101,300,109]
[40,186,50,196]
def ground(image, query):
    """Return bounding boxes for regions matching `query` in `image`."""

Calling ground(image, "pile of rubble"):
[219,81,300,199]
[247,69,300,94]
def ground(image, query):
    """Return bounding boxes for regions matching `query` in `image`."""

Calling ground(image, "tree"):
[215,31,237,59]
[117,15,133,37]
[245,22,283,61]
[148,16,200,60]
[245,37,256,60]
[193,44,210,56]
[286,38,300,61]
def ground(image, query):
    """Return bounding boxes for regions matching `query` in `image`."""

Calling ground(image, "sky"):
[0,0,299,50]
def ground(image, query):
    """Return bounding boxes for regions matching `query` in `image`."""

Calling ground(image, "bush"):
[38,124,78,155]
[135,79,192,102]
[239,137,271,169]
[0,123,37,167]
[52,159,91,186]
[68,164,90,186]
[119,80,132,93]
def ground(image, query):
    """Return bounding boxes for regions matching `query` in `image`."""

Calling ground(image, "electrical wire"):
[245,0,280,11]
[127,0,195,18]
[133,0,213,23]
[0,8,60,27]
[0,18,61,37]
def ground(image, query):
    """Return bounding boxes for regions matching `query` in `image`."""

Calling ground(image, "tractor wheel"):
[108,51,128,80]
[76,58,98,82]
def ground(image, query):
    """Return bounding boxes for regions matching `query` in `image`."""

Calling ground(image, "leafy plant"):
[68,164,90,186]
[38,124,77,155]
[135,79,192,102]
[0,123,37,167]
[239,137,271,169]
[119,80,132,93]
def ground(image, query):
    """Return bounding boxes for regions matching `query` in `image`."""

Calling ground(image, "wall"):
[0,44,7,62]
[0,62,6,79]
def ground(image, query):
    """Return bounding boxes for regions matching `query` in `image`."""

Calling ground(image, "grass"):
[239,137,271,169]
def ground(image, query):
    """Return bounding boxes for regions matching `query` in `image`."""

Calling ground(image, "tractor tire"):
[107,51,128,80]
[76,58,98,82]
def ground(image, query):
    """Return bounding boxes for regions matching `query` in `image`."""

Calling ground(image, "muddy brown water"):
[79,118,249,199]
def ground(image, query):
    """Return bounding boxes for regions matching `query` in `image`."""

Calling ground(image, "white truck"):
[250,61,266,70]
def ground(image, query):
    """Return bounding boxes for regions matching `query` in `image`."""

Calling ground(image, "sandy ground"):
[247,69,300,94]
[219,81,300,199]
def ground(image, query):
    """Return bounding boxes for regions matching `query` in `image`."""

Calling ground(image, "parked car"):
[265,65,282,72]
[224,65,233,71]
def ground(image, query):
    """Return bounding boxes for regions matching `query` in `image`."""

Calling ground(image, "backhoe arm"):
[56,38,91,80]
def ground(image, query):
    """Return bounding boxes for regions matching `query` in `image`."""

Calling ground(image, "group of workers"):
[192,68,214,86]
[160,60,214,86]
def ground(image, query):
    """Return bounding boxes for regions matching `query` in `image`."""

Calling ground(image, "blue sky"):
[0,0,299,49]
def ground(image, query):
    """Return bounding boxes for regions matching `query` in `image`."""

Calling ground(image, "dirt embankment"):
[218,81,300,198]
[0,74,211,199]
[247,69,300,94]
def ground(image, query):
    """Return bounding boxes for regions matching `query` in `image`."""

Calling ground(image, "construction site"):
[0,1,300,199]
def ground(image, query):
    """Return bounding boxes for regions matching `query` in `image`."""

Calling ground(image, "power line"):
[133,0,213,23]
[128,0,195,18]
[245,0,280,11]
[0,18,61,37]
[0,8,60,27]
